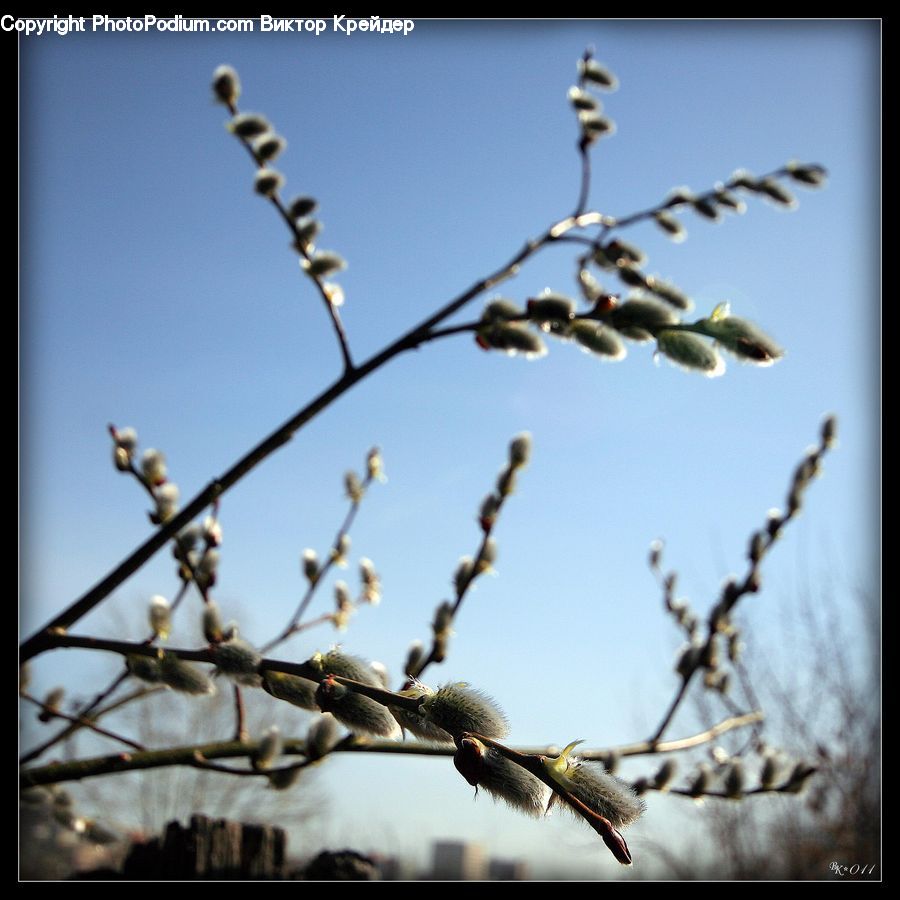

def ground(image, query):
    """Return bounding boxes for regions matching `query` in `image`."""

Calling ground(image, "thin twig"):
[20,692,145,754]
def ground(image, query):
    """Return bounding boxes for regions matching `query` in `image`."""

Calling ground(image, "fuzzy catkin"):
[420,683,509,740]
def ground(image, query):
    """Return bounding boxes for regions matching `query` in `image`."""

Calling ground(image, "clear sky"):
[20,19,879,877]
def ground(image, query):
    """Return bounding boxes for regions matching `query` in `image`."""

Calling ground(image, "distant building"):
[488,857,529,881]
[431,840,486,880]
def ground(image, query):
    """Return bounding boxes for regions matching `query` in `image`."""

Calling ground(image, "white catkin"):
[420,684,509,740]
[478,750,551,817]
[566,760,646,829]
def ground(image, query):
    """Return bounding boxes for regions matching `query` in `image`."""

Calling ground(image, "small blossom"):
[195,547,220,590]
[578,58,618,90]
[453,558,474,596]
[202,516,222,547]
[366,447,386,482]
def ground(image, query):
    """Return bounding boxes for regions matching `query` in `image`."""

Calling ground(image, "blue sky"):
[20,20,879,877]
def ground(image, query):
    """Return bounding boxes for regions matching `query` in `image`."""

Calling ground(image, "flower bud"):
[578,112,616,143]
[782,761,817,793]
[609,297,679,341]
[229,112,270,138]
[453,558,474,596]
[148,595,171,640]
[476,538,497,574]
[698,304,783,365]
[653,759,677,791]
[455,736,551,816]
[568,86,599,111]
[306,713,340,761]
[543,741,645,830]
[646,279,692,311]
[302,549,319,584]
[202,516,223,548]
[153,483,180,524]
[213,638,262,686]
[288,196,318,219]
[195,547,219,590]
[755,177,797,208]
[692,197,720,221]
[479,493,501,532]
[578,59,618,90]
[476,323,547,358]
[689,763,712,799]
[713,188,746,213]
[293,218,322,249]
[331,533,351,568]
[302,251,347,278]
[656,330,725,377]
[262,671,318,710]
[569,321,627,359]
[653,210,686,242]
[366,447,385,482]
[141,449,167,485]
[526,294,575,331]
[159,652,215,695]
[508,432,532,469]
[267,767,302,791]
[254,167,284,198]
[202,602,225,644]
[252,132,287,163]
[359,557,381,605]
[126,653,163,684]
[821,415,838,449]
[496,465,517,498]
[724,760,745,799]
[38,687,65,722]
[403,642,425,679]
[481,299,523,323]
[344,471,364,503]
[760,753,780,789]
[315,675,400,738]
[786,161,827,187]
[252,726,283,771]
[212,65,240,106]
[419,683,509,740]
